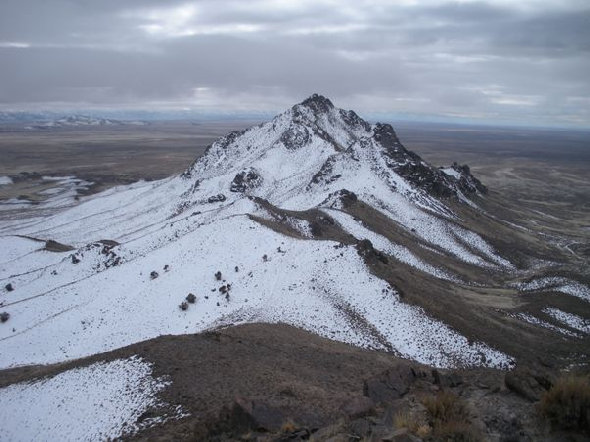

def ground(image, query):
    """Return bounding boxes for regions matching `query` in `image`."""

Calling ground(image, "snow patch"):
[543,308,590,334]
[0,356,176,442]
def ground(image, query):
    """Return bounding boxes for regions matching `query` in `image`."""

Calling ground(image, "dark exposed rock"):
[301,93,334,114]
[44,240,74,252]
[207,194,226,203]
[230,168,262,193]
[310,156,337,186]
[215,271,222,281]
[338,189,358,208]
[5,283,14,292]
[432,369,463,388]
[340,109,371,132]
[179,301,188,311]
[356,239,388,265]
[363,365,416,403]
[186,293,196,304]
[71,255,80,264]
[225,396,285,433]
[0,312,9,323]
[150,271,159,280]
[280,124,311,150]
[505,368,551,402]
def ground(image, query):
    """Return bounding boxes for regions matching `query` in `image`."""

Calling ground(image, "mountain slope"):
[0,95,588,371]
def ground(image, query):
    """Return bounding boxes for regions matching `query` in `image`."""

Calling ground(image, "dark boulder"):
[5,283,14,292]
[186,293,196,304]
[505,368,551,402]
[207,194,226,203]
[363,365,416,403]
[0,312,9,323]
[356,239,388,265]
[230,168,262,193]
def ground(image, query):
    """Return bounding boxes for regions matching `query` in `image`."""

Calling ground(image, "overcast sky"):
[1,0,589,127]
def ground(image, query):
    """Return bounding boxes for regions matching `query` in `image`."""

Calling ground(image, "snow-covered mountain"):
[1,95,588,372]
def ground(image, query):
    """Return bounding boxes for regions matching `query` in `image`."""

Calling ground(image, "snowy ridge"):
[0,95,523,371]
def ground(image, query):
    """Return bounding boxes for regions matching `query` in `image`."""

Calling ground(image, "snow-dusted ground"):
[0,357,174,441]
[543,308,590,334]
[323,208,457,281]
[0,205,512,369]
[510,312,580,338]
[515,277,590,303]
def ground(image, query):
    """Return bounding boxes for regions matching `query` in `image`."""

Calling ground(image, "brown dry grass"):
[422,391,480,441]
[539,374,590,433]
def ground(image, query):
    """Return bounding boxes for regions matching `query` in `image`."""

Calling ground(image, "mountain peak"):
[299,93,334,114]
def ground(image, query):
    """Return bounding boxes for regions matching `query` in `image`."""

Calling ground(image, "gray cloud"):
[0,0,589,127]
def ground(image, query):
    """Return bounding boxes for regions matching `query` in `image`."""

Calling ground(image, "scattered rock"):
[150,271,159,280]
[186,293,196,304]
[207,194,226,203]
[0,312,10,323]
[363,365,416,403]
[71,255,81,264]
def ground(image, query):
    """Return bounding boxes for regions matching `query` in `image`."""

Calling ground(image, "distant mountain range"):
[23,115,147,129]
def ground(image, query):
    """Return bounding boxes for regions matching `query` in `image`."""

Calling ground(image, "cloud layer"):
[1,0,589,126]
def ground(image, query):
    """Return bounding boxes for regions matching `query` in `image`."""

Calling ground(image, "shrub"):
[186,293,196,303]
[179,301,189,311]
[394,411,422,433]
[423,391,467,425]
[0,312,9,323]
[423,391,479,441]
[540,375,590,432]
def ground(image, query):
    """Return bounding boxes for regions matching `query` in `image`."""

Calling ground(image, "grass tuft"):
[539,374,590,433]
